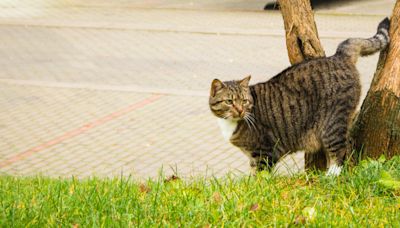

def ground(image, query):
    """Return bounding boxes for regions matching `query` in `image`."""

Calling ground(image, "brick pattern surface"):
[0,0,391,179]
[0,84,249,178]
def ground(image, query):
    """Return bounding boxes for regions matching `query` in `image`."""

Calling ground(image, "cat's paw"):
[326,164,342,176]
[250,166,258,176]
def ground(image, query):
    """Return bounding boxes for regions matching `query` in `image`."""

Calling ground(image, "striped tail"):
[335,17,390,64]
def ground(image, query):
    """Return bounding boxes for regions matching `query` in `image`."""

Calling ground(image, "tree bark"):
[352,1,400,159]
[278,0,327,170]
[278,0,325,65]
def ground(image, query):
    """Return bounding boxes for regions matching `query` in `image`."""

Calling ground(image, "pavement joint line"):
[0,22,373,39]
[0,22,288,37]
[0,79,208,97]
[0,5,388,17]
[0,93,165,169]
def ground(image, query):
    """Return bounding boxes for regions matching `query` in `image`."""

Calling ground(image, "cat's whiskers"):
[244,112,257,133]
[246,112,256,122]
[243,116,253,133]
[246,112,256,124]
[249,114,257,131]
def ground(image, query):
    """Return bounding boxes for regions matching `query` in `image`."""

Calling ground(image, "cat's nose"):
[238,109,246,118]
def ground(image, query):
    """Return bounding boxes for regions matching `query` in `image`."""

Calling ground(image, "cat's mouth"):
[221,112,247,121]
[223,116,242,122]
[236,112,247,119]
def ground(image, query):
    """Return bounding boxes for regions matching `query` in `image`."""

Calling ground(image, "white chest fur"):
[217,118,238,141]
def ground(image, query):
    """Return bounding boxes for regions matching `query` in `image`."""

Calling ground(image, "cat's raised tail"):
[335,17,390,64]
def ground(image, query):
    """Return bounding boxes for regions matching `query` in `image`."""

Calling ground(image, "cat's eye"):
[243,99,250,105]
[225,99,233,105]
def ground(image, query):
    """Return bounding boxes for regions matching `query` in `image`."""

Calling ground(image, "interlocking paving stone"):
[0,0,392,179]
[0,84,247,178]
[0,25,380,98]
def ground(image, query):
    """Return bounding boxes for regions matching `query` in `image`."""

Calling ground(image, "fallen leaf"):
[378,155,386,163]
[302,207,316,221]
[294,179,307,187]
[69,185,75,194]
[378,171,400,190]
[249,203,259,211]
[139,184,151,193]
[237,202,245,211]
[294,215,306,225]
[280,192,289,200]
[164,175,180,183]
[212,192,222,203]
[378,180,400,190]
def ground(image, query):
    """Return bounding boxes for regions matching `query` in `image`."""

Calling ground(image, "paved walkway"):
[0,0,395,179]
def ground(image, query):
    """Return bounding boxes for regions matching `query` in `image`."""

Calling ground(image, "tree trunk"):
[278,0,325,65]
[352,1,400,159]
[278,0,327,170]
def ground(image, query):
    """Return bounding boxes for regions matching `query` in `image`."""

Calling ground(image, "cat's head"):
[209,75,253,120]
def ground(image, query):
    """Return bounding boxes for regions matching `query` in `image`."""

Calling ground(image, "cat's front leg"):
[249,151,276,174]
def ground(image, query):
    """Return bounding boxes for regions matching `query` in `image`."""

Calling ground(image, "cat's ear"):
[210,79,225,97]
[239,75,251,87]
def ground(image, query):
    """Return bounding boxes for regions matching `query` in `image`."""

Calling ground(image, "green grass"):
[1,157,400,227]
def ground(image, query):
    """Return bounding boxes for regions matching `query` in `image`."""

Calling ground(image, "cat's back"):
[269,55,360,99]
[249,55,361,152]
[275,56,357,83]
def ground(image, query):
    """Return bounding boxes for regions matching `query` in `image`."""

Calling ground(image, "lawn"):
[1,156,399,227]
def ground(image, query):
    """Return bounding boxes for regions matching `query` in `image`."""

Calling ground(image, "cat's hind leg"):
[324,141,347,176]
[321,123,349,176]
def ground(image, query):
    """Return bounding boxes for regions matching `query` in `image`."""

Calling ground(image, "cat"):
[209,18,390,176]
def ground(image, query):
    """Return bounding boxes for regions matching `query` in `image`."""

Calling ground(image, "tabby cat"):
[209,18,390,176]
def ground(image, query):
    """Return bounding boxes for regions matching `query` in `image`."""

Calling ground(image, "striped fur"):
[335,18,390,64]
[209,18,390,174]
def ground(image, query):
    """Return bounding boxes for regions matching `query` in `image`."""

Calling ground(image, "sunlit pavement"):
[0,0,394,179]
